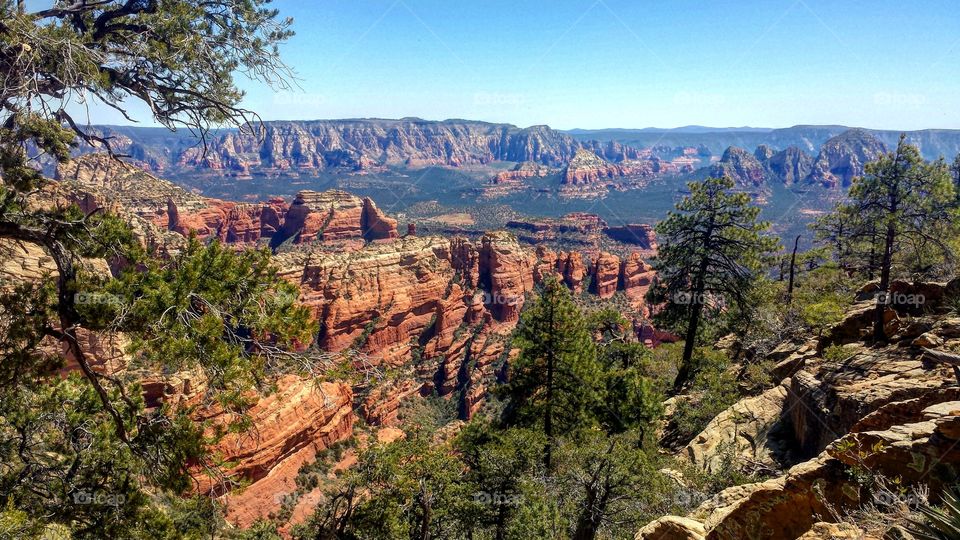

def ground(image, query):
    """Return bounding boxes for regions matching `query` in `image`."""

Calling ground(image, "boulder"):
[684,381,793,473]
[635,516,706,540]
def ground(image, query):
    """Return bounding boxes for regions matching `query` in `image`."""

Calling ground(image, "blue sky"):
[88,0,960,130]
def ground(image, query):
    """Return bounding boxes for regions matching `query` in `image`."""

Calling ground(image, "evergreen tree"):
[647,177,778,392]
[500,277,601,470]
[952,153,960,198]
[587,309,663,440]
[0,1,305,536]
[557,432,668,540]
[830,136,955,340]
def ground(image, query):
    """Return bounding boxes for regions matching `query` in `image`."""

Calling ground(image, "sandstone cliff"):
[57,155,399,248]
[114,119,652,173]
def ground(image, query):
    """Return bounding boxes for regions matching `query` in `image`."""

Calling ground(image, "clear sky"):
[86,0,960,130]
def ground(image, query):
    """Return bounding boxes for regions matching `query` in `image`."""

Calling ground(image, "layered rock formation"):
[58,155,398,248]
[808,129,887,188]
[211,379,354,527]
[483,161,554,198]
[696,146,767,187]
[271,231,658,424]
[0,231,359,530]
[166,119,650,173]
[639,281,960,540]
[167,198,289,244]
[272,190,398,246]
[764,146,814,185]
[562,148,669,185]
[492,161,552,183]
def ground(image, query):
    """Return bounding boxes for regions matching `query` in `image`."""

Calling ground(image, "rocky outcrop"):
[56,153,204,219]
[274,233,659,424]
[562,148,665,185]
[0,232,357,530]
[558,251,587,292]
[493,161,552,183]
[563,148,624,185]
[590,253,622,299]
[167,198,288,244]
[211,378,354,527]
[763,146,814,185]
[479,231,535,322]
[828,400,960,492]
[702,146,767,187]
[483,161,554,198]
[808,129,887,188]
[640,286,960,540]
[273,190,398,246]
[621,252,656,307]
[57,155,399,248]
[635,516,706,540]
[787,343,954,457]
[684,382,793,473]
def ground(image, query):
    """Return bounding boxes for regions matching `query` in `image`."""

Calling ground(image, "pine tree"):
[647,177,778,392]
[831,136,955,340]
[0,3,305,534]
[500,277,601,470]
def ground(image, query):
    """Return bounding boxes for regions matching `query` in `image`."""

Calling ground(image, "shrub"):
[670,348,739,444]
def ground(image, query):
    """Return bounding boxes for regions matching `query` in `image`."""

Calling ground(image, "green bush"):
[670,348,739,444]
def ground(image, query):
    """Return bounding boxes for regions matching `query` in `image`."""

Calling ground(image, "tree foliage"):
[817,136,956,340]
[499,276,600,469]
[647,177,778,392]
[0,1,304,536]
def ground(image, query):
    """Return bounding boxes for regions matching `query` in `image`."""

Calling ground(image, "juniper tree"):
[647,177,778,392]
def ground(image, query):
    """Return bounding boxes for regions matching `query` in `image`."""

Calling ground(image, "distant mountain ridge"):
[684,129,890,189]
[567,124,960,161]
[74,119,960,192]
[83,118,653,174]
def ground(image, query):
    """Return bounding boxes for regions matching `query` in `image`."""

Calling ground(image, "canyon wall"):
[49,156,660,527]
[86,119,655,174]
